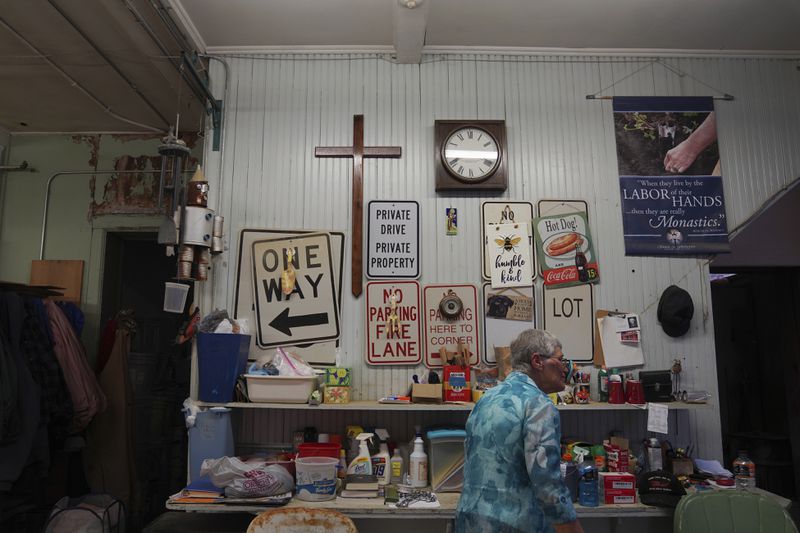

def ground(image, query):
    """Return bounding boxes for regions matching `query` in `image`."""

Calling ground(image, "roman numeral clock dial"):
[434,120,507,192]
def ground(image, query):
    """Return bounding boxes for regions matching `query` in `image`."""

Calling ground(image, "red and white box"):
[604,443,630,472]
[599,472,636,504]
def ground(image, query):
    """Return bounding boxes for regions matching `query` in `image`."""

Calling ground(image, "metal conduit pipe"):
[0,16,162,132]
[122,0,209,109]
[0,161,29,172]
[46,0,170,127]
[150,0,196,57]
[40,169,190,259]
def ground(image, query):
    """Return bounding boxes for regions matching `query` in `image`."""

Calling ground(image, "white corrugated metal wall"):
[199,53,800,462]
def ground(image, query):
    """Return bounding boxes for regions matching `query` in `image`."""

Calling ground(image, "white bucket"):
[295,456,339,501]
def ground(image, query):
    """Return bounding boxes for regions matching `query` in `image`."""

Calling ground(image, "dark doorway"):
[99,232,192,531]
[710,269,800,499]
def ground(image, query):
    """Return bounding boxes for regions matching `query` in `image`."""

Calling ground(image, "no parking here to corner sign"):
[252,233,340,348]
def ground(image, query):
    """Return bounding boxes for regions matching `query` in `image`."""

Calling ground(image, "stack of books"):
[169,477,223,504]
[340,474,379,498]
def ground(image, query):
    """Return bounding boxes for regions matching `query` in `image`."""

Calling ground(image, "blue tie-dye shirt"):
[455,371,576,533]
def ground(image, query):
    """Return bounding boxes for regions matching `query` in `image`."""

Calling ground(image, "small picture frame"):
[446,208,458,235]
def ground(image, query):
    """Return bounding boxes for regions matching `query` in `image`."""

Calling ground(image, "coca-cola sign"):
[534,210,600,288]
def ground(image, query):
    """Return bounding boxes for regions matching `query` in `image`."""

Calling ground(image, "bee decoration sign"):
[487,222,533,288]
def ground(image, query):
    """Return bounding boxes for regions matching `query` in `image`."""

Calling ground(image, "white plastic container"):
[295,456,339,501]
[163,282,189,313]
[244,374,318,403]
[409,435,428,488]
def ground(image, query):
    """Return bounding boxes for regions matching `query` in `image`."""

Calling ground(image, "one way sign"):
[252,233,340,348]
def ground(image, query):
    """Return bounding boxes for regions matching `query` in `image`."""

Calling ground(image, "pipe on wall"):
[40,169,189,259]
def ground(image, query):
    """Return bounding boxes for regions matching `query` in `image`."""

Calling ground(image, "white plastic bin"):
[295,456,338,501]
[245,374,318,403]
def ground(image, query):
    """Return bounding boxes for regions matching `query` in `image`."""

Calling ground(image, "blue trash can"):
[196,333,250,403]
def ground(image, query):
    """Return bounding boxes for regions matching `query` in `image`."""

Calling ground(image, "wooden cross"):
[315,115,401,297]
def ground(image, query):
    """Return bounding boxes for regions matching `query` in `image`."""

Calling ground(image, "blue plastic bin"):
[196,333,250,403]
[187,407,234,482]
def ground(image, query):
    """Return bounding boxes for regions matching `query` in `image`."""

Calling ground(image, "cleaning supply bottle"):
[578,465,599,507]
[337,448,347,479]
[372,442,391,485]
[409,434,428,488]
[390,448,404,484]
[347,433,374,475]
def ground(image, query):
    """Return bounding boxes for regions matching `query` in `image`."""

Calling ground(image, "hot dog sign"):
[534,211,600,288]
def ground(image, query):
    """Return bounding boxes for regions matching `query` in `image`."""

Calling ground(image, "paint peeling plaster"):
[87,134,199,218]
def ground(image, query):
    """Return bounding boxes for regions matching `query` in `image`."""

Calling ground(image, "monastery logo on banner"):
[612,96,730,255]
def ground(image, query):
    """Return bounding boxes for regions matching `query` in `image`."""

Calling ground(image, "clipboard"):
[594,309,644,368]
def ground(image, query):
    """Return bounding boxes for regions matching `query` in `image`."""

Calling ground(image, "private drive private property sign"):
[252,233,340,348]
[365,280,422,365]
[367,201,419,278]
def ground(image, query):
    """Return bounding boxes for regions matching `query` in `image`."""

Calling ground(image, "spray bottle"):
[347,433,374,475]
[372,441,391,485]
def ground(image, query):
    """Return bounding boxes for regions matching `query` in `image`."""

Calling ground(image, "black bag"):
[639,370,672,402]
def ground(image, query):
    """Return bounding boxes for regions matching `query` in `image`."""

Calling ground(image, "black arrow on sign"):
[269,308,329,336]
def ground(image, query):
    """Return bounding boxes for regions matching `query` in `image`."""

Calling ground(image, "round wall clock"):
[434,120,507,192]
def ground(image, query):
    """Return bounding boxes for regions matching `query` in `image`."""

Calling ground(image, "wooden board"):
[30,259,83,303]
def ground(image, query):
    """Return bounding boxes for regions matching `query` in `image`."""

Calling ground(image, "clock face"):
[434,120,507,192]
[442,126,500,181]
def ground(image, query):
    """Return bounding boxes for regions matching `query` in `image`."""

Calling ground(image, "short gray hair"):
[509,329,562,374]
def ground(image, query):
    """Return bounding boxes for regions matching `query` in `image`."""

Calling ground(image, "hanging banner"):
[365,280,422,365]
[534,211,599,288]
[612,96,730,255]
[487,222,533,288]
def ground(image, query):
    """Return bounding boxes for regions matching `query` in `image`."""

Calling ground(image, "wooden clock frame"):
[434,119,508,192]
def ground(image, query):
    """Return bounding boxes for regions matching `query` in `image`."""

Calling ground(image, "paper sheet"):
[695,459,733,477]
[647,402,669,434]
[597,315,644,367]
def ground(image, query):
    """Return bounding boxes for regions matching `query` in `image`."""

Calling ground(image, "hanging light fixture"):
[156,126,190,248]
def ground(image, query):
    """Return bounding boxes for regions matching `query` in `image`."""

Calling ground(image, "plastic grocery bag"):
[273,347,315,376]
[200,456,294,498]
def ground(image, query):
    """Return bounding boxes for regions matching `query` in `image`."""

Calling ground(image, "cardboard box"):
[324,367,352,387]
[603,491,637,504]
[412,383,443,404]
[604,437,630,473]
[443,365,471,402]
[599,472,636,504]
[600,472,636,491]
[323,386,351,404]
[670,457,694,476]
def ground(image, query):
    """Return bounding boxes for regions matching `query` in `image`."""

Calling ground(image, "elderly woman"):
[455,329,583,533]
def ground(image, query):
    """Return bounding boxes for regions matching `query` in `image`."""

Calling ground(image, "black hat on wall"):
[657,285,694,337]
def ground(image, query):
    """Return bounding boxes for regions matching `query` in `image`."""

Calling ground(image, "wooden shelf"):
[167,492,673,519]
[195,399,709,411]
